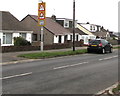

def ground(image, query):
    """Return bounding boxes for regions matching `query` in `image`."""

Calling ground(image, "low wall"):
[108,40,119,45]
[2,46,40,53]
[1,41,84,53]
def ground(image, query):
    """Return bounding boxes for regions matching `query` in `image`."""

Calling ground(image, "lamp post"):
[73,0,75,51]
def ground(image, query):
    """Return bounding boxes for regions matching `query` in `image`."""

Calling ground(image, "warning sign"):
[38,11,45,19]
[38,2,45,11]
[38,2,46,26]
[40,5,44,11]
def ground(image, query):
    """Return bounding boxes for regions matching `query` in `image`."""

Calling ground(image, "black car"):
[87,39,113,54]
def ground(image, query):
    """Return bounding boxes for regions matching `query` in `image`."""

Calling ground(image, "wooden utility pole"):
[73,0,75,51]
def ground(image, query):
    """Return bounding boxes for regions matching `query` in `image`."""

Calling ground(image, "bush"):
[14,37,31,46]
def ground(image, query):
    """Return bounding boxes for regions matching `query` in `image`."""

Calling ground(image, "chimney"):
[51,15,56,21]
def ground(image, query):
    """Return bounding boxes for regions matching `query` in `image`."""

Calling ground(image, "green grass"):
[18,49,87,59]
[113,46,120,49]
[112,84,120,93]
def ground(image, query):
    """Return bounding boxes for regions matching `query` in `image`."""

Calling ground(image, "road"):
[2,50,118,94]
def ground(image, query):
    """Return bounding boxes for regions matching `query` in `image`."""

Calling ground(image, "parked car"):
[87,39,113,54]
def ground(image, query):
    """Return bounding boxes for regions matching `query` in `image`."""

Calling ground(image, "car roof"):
[94,39,106,41]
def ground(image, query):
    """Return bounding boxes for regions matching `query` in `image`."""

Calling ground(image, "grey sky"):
[0,0,119,32]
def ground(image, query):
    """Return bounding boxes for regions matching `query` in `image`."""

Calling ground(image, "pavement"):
[1,46,87,64]
[1,45,119,64]
[94,82,119,96]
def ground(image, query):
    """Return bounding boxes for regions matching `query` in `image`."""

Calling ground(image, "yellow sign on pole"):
[38,2,46,26]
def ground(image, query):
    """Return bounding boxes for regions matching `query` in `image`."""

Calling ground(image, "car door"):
[104,40,110,51]
[101,40,108,51]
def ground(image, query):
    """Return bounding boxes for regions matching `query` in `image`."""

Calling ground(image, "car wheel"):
[109,48,113,53]
[102,48,105,54]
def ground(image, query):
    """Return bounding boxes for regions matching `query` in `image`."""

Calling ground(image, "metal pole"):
[73,0,75,51]
[39,0,44,51]
[41,26,44,51]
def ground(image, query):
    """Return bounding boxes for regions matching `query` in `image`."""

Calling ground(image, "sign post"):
[38,1,46,51]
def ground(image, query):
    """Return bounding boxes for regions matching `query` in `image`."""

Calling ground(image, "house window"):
[20,33,26,39]
[65,22,68,27]
[90,26,92,31]
[93,26,95,30]
[69,21,73,28]
[3,33,12,44]
[33,34,37,41]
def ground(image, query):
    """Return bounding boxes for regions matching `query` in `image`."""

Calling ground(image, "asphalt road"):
[2,50,118,94]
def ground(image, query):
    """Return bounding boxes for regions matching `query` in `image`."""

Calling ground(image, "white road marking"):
[0,72,32,80]
[53,62,88,70]
[99,55,118,61]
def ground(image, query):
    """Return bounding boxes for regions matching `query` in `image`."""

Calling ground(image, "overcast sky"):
[0,0,119,32]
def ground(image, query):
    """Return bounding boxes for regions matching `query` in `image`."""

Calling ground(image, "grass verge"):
[113,46,120,49]
[18,49,87,59]
[112,83,120,94]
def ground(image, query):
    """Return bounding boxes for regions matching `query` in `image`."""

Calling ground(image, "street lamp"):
[73,0,75,51]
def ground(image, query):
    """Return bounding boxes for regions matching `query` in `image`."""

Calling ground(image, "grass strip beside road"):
[113,46,120,49]
[18,49,87,59]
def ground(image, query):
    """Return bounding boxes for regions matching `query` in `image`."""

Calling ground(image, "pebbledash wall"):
[0,30,33,46]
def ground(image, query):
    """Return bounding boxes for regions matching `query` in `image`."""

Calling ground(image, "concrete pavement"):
[2,46,87,64]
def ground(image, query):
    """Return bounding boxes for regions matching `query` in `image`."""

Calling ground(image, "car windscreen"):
[90,40,101,45]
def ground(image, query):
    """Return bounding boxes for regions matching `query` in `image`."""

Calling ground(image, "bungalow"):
[80,22,110,40]
[80,22,101,32]
[21,15,71,46]
[77,24,96,44]
[0,11,33,46]
[56,17,96,44]
[93,31,110,40]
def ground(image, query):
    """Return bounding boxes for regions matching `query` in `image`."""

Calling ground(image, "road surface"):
[2,50,118,94]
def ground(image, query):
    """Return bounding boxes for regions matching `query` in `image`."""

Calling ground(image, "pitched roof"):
[28,15,71,35]
[93,31,108,37]
[0,11,31,31]
[66,28,87,35]
[77,24,94,35]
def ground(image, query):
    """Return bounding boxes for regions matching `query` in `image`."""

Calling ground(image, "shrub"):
[14,37,31,46]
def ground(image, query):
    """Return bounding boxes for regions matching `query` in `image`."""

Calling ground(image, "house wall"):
[0,30,32,46]
[0,33,2,46]
[61,36,64,43]
[78,35,82,41]
[26,33,32,43]
[44,28,54,45]
[54,35,59,43]
[56,19,77,28]
[77,24,94,35]
[54,35,67,44]
[21,16,54,45]
[67,35,71,40]
[80,24,101,32]
[81,35,96,45]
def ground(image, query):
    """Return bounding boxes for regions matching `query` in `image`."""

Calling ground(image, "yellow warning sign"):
[38,2,46,26]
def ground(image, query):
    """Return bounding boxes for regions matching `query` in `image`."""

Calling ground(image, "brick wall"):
[1,41,84,53]
[108,40,119,45]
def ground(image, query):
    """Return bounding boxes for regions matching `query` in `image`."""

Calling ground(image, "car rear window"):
[90,40,101,45]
